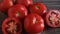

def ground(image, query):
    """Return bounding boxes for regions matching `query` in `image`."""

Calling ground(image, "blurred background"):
[33,0,60,10]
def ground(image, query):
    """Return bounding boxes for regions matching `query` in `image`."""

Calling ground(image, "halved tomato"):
[2,18,22,34]
[45,10,60,27]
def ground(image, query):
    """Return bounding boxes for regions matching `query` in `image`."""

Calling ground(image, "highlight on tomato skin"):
[0,0,14,12]
[8,4,28,20]
[2,18,22,34]
[24,13,44,33]
[29,3,47,16]
[45,10,60,27]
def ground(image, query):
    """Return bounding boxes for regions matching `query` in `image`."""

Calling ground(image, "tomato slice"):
[45,10,60,27]
[2,18,22,34]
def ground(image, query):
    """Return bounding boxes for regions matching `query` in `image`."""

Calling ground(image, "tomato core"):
[5,20,20,34]
[49,12,60,25]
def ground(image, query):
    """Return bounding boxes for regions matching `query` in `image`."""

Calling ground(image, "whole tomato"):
[0,0,13,12]
[29,33,40,34]
[8,4,28,20]
[24,13,44,33]
[16,0,33,7]
[2,18,22,34]
[45,10,60,27]
[29,3,47,16]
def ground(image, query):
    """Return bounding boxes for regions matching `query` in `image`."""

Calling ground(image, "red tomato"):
[2,18,22,34]
[8,4,28,20]
[29,3,47,16]
[45,10,60,27]
[0,0,13,11]
[24,13,44,33]
[16,0,33,7]
[29,33,40,34]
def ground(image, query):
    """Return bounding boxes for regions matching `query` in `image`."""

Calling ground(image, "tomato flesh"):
[45,10,60,27]
[2,18,22,34]
[49,12,60,25]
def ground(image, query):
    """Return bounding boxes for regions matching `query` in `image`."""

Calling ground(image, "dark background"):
[0,0,60,34]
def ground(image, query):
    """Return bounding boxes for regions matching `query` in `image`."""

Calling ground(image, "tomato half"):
[45,10,60,27]
[29,3,47,16]
[24,13,44,33]
[16,0,33,7]
[8,4,28,20]
[2,18,22,34]
[0,0,13,11]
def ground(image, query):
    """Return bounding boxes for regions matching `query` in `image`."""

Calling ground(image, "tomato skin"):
[16,0,33,7]
[24,13,44,33]
[0,0,13,11]
[45,10,60,27]
[29,33,40,34]
[29,33,39,34]
[8,4,28,20]
[29,3,47,16]
[2,17,22,34]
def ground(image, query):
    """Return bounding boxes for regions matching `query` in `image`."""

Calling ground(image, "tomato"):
[24,13,44,33]
[29,3,47,16]
[8,4,28,20]
[29,33,40,34]
[45,10,60,27]
[0,0,13,12]
[16,0,33,7]
[2,18,22,34]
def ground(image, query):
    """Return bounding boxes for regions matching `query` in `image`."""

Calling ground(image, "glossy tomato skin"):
[0,0,13,11]
[24,13,44,33]
[29,33,40,34]
[16,0,33,7]
[2,18,22,34]
[8,4,28,20]
[29,3,47,16]
[45,10,60,27]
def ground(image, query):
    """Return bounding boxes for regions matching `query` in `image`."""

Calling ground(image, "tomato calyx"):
[49,12,60,25]
[33,17,38,24]
[5,20,20,34]
[35,20,38,24]
[16,12,20,17]
[35,6,40,10]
